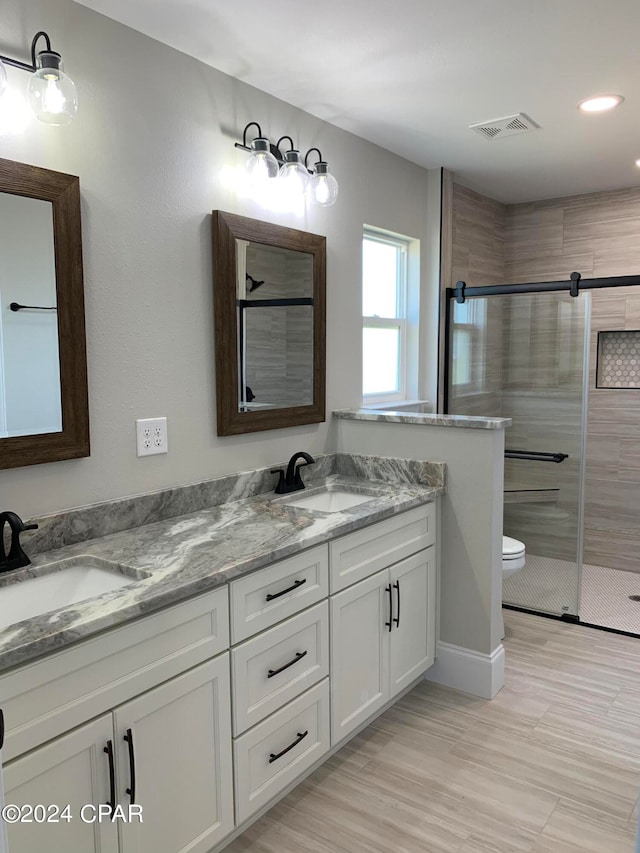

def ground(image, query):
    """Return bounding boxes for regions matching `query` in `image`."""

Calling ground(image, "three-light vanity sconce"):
[235,122,339,207]
[0,31,77,126]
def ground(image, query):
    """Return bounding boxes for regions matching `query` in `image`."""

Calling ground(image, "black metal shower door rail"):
[442,270,640,413]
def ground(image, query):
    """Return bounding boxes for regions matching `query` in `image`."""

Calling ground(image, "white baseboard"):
[425,641,505,699]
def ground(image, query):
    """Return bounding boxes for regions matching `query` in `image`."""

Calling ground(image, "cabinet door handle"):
[267,650,308,679]
[0,708,4,750]
[268,730,308,764]
[104,740,116,813]
[385,584,393,632]
[266,578,306,602]
[393,580,400,628]
[124,728,136,804]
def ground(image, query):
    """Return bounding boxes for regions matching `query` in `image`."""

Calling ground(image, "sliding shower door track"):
[503,604,640,640]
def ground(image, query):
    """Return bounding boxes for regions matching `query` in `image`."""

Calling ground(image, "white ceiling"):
[74,0,640,203]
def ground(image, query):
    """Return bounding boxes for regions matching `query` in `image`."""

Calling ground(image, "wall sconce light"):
[236,122,279,187]
[0,31,78,126]
[305,148,339,207]
[276,135,310,195]
[234,122,339,207]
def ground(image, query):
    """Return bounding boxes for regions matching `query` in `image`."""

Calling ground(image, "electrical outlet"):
[136,417,168,457]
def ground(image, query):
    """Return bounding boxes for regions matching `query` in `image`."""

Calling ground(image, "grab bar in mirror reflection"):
[505,450,569,464]
[10,302,57,312]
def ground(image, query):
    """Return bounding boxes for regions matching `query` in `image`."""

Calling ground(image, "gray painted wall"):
[0,0,439,517]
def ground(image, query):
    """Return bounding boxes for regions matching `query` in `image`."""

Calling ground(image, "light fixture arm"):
[304,148,324,170]
[234,121,264,153]
[276,135,295,154]
[0,30,53,73]
[234,122,283,162]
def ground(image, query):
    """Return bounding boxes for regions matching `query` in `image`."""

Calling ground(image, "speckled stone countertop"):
[333,408,512,430]
[0,474,442,674]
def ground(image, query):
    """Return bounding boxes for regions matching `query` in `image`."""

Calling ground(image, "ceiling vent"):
[469,113,540,141]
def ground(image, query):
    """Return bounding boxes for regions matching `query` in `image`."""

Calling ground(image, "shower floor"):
[503,553,640,635]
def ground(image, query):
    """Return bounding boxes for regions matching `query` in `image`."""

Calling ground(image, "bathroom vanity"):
[0,471,440,853]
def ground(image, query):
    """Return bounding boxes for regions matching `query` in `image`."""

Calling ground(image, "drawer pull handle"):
[104,740,116,813]
[124,728,136,804]
[0,708,4,750]
[266,578,306,602]
[385,584,393,632]
[269,730,309,764]
[267,650,308,679]
[393,580,400,628]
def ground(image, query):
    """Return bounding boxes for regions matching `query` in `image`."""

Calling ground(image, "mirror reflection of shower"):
[235,239,314,412]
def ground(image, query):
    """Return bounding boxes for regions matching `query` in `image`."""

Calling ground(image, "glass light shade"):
[308,162,338,207]
[277,150,309,197]
[245,137,279,186]
[27,53,78,126]
[0,60,7,98]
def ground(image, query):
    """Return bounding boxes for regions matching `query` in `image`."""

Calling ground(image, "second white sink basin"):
[280,487,376,513]
[0,557,148,630]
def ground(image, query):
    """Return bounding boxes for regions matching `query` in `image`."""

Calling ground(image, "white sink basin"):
[0,557,147,630]
[280,487,376,513]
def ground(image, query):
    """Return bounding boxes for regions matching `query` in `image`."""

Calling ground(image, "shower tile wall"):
[448,182,640,571]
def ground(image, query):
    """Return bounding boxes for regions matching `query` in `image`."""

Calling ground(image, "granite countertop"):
[0,474,442,674]
[333,408,512,430]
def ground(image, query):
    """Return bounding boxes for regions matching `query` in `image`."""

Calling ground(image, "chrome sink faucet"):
[0,511,38,573]
[272,452,316,494]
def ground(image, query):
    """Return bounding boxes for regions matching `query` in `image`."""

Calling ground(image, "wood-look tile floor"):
[224,610,640,853]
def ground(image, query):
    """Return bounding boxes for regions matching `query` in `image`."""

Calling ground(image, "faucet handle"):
[270,468,286,494]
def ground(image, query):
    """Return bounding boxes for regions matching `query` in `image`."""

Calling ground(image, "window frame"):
[362,230,409,405]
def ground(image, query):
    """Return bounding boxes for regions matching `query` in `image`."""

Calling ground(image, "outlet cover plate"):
[136,417,168,457]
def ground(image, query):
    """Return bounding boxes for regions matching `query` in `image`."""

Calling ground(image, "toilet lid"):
[503,535,525,558]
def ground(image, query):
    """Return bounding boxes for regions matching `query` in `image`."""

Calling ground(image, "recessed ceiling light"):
[635,159,640,168]
[578,94,624,113]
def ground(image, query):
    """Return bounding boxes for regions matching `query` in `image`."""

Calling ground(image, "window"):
[362,231,409,403]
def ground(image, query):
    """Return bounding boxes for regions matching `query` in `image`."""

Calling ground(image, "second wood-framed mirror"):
[212,211,326,436]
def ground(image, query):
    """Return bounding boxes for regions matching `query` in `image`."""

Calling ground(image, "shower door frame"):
[442,270,640,624]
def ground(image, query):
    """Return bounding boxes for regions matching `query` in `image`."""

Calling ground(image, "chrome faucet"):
[272,451,316,494]
[0,511,38,573]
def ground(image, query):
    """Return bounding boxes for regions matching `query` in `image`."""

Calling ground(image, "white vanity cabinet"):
[0,498,439,853]
[1,587,234,853]
[330,506,436,744]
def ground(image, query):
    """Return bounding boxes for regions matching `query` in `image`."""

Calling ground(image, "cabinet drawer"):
[0,586,229,762]
[232,601,329,735]
[329,503,435,593]
[230,545,328,643]
[234,678,330,824]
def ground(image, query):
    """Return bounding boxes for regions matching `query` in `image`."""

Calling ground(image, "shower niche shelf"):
[596,330,640,389]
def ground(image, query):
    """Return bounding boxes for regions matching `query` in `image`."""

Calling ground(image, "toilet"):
[502,535,526,578]
[501,535,526,638]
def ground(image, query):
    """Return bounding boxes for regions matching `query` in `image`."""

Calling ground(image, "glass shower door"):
[448,290,590,617]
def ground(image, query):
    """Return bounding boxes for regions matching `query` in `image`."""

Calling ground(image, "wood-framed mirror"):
[212,211,326,436]
[0,158,89,470]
